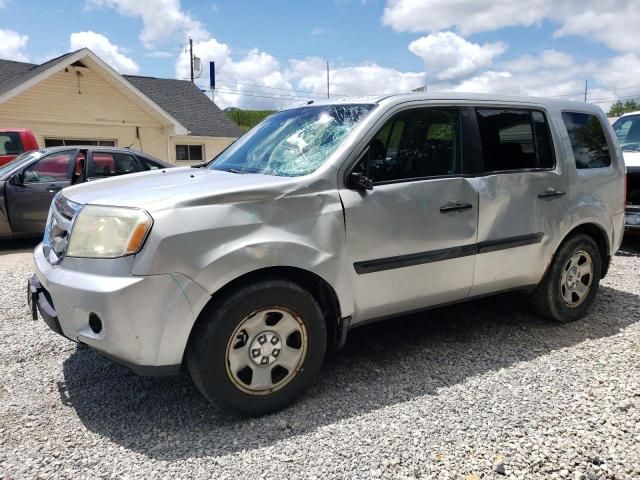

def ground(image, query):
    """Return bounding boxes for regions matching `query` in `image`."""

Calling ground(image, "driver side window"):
[22,151,74,183]
[355,107,461,183]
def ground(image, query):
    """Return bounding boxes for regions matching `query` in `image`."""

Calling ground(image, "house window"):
[176,144,203,161]
[44,138,117,147]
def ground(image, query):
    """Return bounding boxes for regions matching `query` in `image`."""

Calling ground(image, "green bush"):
[225,110,275,133]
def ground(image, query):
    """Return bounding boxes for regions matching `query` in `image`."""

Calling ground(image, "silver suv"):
[30,93,626,416]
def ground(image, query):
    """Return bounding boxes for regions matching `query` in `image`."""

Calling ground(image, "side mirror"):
[10,172,24,186]
[348,172,373,191]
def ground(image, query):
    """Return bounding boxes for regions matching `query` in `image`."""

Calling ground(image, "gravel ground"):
[1,238,639,480]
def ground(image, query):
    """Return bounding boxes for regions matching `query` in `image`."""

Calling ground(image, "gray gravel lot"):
[0,238,639,480]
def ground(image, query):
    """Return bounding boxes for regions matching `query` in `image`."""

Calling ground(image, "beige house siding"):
[0,66,171,161]
[0,60,241,163]
[170,135,236,164]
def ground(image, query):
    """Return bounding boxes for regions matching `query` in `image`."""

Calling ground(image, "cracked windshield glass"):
[209,104,375,176]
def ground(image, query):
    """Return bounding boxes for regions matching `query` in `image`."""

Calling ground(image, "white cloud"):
[70,31,139,74]
[176,39,297,109]
[594,53,640,92]
[382,0,640,55]
[554,2,640,55]
[87,0,207,48]
[408,31,505,81]
[144,50,173,58]
[291,57,426,98]
[0,29,29,62]
[311,27,331,35]
[382,0,549,35]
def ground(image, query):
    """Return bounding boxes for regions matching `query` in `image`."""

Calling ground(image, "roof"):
[124,75,241,137]
[0,49,241,138]
[302,92,605,114]
[0,51,78,98]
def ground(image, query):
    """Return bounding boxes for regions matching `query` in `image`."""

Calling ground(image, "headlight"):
[67,205,153,258]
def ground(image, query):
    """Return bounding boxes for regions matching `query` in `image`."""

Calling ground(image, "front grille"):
[43,194,82,264]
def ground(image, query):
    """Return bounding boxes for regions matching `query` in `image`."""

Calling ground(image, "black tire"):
[531,234,602,322]
[186,279,327,417]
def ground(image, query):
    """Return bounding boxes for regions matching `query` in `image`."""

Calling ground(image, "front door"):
[6,149,76,234]
[340,106,479,322]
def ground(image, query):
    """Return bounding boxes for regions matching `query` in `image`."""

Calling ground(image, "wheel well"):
[562,223,611,278]
[189,267,343,354]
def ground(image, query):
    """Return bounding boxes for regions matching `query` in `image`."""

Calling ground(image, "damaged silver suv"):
[30,93,626,416]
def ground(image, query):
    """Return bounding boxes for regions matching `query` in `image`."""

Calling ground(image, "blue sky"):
[2,0,640,111]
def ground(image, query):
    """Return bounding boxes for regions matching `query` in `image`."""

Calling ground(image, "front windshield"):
[209,104,375,176]
[613,114,640,151]
[0,150,43,178]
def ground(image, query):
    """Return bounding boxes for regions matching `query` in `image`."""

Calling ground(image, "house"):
[0,48,241,163]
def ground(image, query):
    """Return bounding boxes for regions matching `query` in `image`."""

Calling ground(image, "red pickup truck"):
[0,129,39,166]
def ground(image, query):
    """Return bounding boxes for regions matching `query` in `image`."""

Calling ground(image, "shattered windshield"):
[209,104,375,176]
[613,114,640,151]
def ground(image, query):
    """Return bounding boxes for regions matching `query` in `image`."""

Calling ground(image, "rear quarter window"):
[561,112,612,169]
[0,132,24,155]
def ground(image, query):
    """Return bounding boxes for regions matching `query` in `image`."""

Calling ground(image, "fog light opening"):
[88,313,102,334]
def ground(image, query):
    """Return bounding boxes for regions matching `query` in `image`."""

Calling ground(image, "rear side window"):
[561,112,611,169]
[88,152,143,178]
[0,132,24,155]
[476,109,555,172]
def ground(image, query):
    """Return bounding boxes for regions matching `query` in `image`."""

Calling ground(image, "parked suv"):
[30,94,625,416]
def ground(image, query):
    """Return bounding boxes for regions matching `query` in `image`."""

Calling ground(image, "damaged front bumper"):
[31,243,211,376]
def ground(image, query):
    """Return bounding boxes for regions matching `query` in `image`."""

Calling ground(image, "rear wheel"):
[187,279,327,416]
[531,234,602,322]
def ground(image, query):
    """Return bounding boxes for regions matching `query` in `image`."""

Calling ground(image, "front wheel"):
[186,279,327,416]
[531,234,602,322]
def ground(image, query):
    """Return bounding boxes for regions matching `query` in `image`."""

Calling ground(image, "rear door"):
[5,149,76,233]
[470,107,568,296]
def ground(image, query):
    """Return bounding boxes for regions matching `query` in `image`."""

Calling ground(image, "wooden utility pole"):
[326,61,330,99]
[189,37,194,83]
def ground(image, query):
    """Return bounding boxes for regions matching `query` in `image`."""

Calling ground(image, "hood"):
[61,167,301,211]
[622,150,640,168]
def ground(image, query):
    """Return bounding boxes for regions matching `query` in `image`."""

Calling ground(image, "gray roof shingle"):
[124,75,241,137]
[0,53,241,138]
[0,51,79,98]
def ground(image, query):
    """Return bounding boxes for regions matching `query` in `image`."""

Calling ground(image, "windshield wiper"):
[220,167,250,174]
[190,162,208,168]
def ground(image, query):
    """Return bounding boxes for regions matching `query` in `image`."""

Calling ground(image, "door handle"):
[538,189,565,200]
[440,202,473,213]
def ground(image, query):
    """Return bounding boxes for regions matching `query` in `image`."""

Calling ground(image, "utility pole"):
[584,79,588,103]
[326,61,330,99]
[189,37,194,83]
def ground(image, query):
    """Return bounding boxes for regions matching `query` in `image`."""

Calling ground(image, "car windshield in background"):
[613,114,640,151]
[209,104,375,177]
[0,150,43,178]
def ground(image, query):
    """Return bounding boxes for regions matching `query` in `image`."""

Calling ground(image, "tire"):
[186,279,327,417]
[531,234,602,322]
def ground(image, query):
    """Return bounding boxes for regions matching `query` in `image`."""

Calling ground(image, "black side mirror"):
[10,172,24,186]
[349,172,373,191]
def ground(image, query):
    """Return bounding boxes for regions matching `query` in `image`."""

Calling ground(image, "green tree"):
[608,99,640,117]
[608,101,625,117]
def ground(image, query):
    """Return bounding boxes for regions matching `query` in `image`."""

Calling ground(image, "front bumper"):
[625,208,640,230]
[32,243,210,375]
